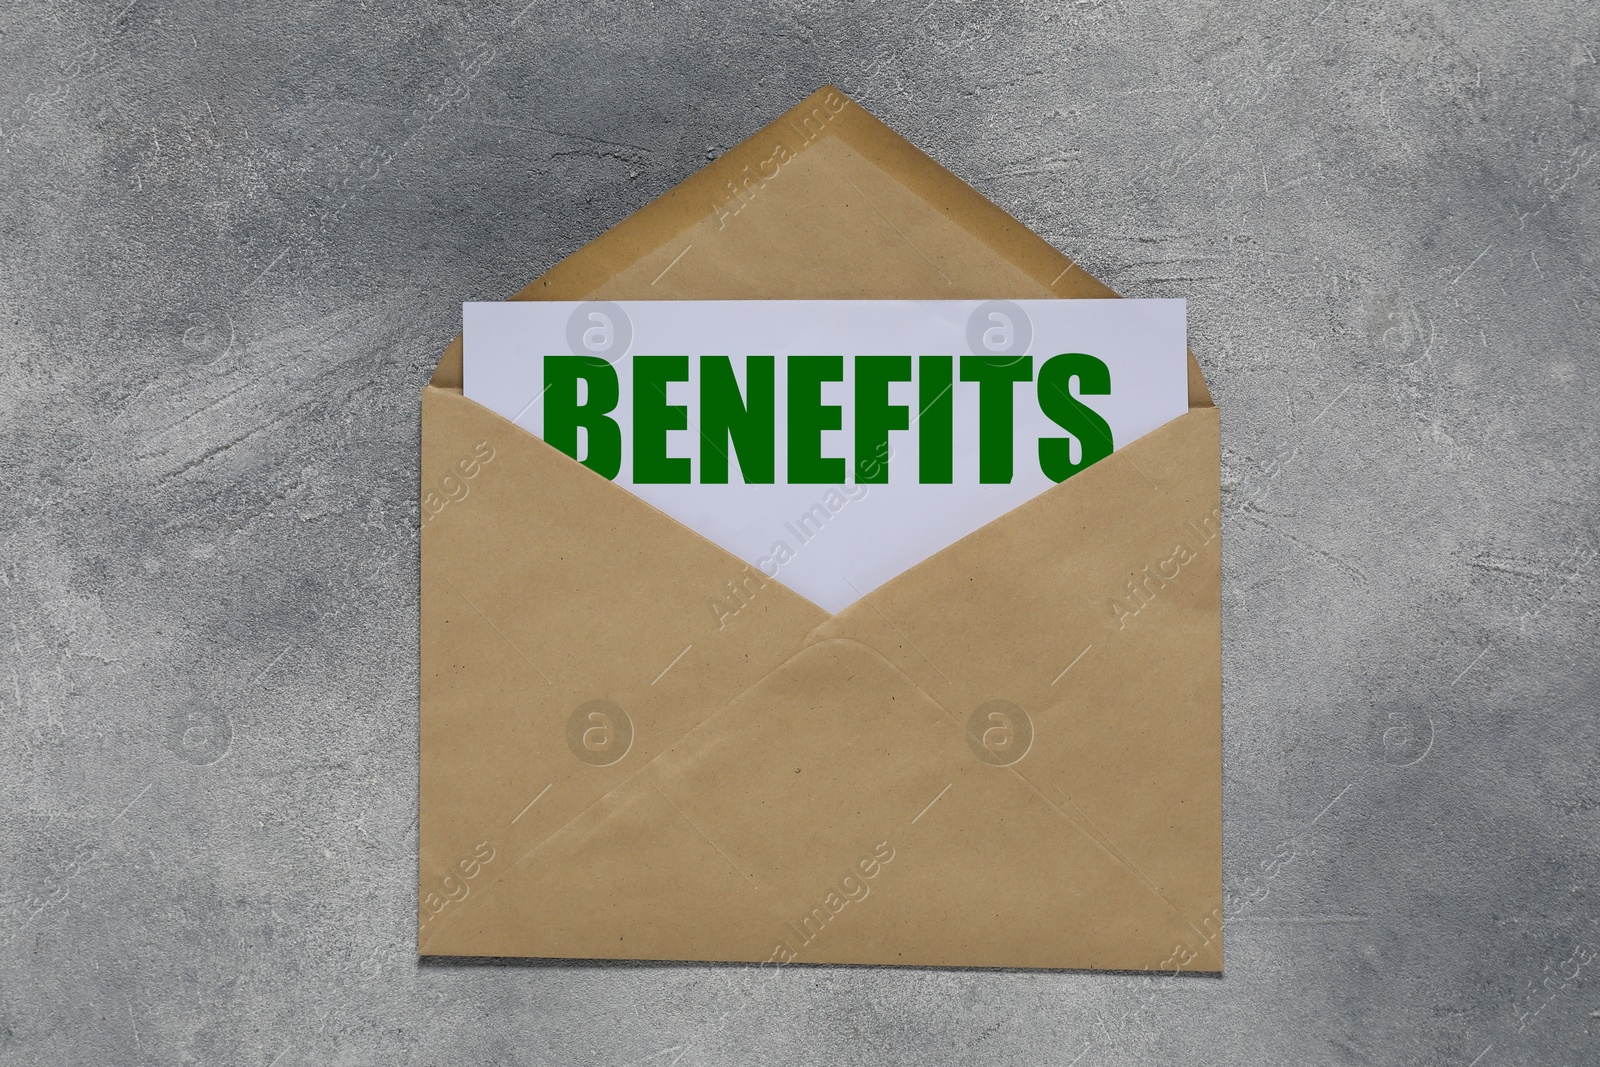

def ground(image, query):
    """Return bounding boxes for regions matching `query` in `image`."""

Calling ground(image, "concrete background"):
[2,0,1596,1063]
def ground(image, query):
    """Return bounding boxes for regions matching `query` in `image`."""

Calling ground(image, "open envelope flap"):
[427,86,1212,408]
[428,637,1215,970]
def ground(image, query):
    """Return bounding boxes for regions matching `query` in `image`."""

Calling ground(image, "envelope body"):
[419,87,1223,972]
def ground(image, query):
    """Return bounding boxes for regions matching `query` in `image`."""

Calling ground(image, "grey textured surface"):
[2,0,1597,1063]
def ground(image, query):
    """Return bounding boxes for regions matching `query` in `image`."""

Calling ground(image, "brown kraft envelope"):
[420,86,1222,971]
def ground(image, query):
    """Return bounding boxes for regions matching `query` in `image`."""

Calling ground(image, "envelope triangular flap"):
[812,404,1223,938]
[422,86,1222,970]
[428,85,1211,406]
[421,387,828,934]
